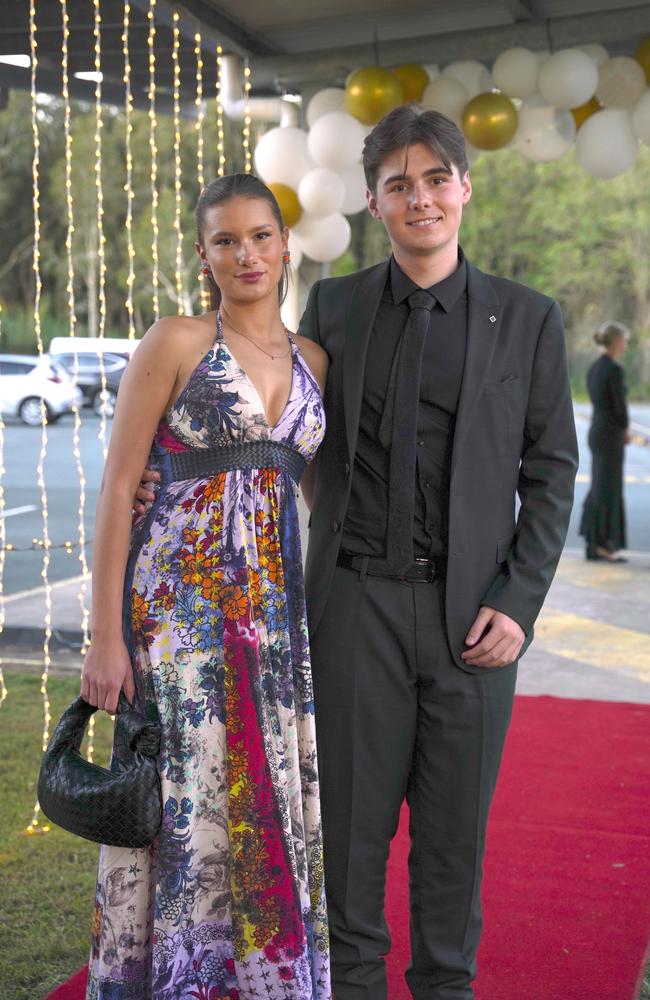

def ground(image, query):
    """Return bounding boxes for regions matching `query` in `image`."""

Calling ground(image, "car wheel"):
[19,397,51,426]
[92,388,117,418]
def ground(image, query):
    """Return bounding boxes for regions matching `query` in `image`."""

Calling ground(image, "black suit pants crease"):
[310,565,517,1000]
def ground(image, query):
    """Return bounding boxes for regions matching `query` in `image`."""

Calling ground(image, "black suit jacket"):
[299,258,579,673]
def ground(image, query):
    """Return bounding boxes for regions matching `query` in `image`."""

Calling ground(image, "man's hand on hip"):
[461,606,524,667]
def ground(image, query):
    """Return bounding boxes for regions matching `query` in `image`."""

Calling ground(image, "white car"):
[0,353,79,426]
[48,337,140,418]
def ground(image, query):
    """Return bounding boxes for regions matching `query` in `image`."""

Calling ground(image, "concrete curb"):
[0,625,84,650]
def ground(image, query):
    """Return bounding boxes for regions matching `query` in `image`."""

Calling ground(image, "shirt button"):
[418,440,425,447]
[344,462,350,475]
[425,481,431,488]
[332,521,340,533]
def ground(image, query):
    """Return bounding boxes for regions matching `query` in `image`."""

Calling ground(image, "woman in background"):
[580,320,632,563]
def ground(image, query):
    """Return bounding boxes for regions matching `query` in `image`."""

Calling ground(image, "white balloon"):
[421,76,469,124]
[515,96,576,161]
[306,87,346,128]
[632,89,650,145]
[308,111,366,170]
[337,163,368,215]
[287,231,303,270]
[538,49,598,109]
[577,43,609,68]
[442,60,491,99]
[491,47,540,99]
[423,63,440,82]
[292,212,351,263]
[298,167,346,218]
[254,126,314,188]
[596,57,647,110]
[574,109,638,178]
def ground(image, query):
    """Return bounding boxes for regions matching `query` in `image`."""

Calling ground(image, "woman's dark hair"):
[594,320,630,348]
[362,104,468,193]
[196,173,289,310]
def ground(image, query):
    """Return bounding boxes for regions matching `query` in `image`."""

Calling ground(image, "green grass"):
[1,670,648,1000]
[0,671,115,1000]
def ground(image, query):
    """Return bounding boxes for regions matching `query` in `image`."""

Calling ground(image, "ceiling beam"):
[0,62,201,117]
[129,0,280,57]
[502,0,544,20]
[251,5,649,90]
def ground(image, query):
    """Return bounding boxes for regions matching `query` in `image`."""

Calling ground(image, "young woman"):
[580,320,631,563]
[81,173,331,999]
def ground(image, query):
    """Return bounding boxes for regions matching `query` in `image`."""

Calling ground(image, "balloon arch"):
[254,38,650,266]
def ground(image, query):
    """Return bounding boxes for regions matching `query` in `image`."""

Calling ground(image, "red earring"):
[282,250,291,264]
[199,262,211,279]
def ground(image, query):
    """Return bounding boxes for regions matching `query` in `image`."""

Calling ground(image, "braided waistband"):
[168,440,307,485]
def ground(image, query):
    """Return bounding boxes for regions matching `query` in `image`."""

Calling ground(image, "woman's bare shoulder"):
[134,312,216,362]
[142,311,215,343]
[293,333,328,371]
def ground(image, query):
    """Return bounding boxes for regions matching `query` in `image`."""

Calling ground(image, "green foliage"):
[459,146,650,396]
[0,671,115,1000]
[0,298,71,353]
[1,88,649,393]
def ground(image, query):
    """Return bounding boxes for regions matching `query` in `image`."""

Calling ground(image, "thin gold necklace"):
[219,309,291,361]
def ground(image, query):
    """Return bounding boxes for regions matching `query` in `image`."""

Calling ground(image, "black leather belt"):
[336,549,440,583]
[168,441,306,485]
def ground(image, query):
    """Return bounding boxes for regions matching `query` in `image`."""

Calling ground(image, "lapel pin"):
[489,315,497,323]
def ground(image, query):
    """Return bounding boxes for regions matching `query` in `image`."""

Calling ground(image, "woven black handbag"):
[37,692,162,848]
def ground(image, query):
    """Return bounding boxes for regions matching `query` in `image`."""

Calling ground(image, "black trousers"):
[310,565,517,1000]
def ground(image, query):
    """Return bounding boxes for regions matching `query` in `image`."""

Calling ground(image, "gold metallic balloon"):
[345,66,404,125]
[571,96,602,130]
[461,91,518,150]
[391,63,429,103]
[268,183,302,229]
[635,35,650,85]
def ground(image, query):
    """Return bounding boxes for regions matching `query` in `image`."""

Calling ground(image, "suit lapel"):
[342,261,389,462]
[451,263,501,479]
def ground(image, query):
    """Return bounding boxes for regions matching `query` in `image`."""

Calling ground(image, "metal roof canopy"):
[0,0,648,110]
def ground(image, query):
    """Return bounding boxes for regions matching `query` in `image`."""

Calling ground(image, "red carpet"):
[46,696,650,1000]
[387,696,650,1000]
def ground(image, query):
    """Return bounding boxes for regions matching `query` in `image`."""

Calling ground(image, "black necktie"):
[379,289,435,575]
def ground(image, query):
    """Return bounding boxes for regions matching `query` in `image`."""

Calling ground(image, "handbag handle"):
[47,692,160,759]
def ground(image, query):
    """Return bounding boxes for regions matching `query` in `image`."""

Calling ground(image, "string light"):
[1,539,82,553]
[92,0,108,461]
[0,302,7,711]
[243,60,252,173]
[215,45,225,177]
[60,0,91,658]
[147,0,160,320]
[27,0,52,837]
[172,10,184,314]
[123,1,136,339]
[194,32,209,311]
[194,32,205,191]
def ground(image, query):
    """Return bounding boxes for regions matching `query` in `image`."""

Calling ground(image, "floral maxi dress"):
[87,321,330,1000]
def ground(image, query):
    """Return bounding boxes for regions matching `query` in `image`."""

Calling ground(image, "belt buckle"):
[414,557,436,583]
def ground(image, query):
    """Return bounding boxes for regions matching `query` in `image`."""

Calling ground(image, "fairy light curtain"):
[11,0,246,832]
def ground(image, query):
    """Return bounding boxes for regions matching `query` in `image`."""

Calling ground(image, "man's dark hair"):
[362,104,469,193]
[196,172,288,309]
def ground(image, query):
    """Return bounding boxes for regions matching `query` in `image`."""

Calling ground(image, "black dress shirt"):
[341,250,468,558]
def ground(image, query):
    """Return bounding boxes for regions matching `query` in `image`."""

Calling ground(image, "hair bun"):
[594,320,629,348]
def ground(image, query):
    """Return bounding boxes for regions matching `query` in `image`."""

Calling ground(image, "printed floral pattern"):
[86,325,329,1000]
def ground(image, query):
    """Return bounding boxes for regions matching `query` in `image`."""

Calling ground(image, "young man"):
[299,105,578,999]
